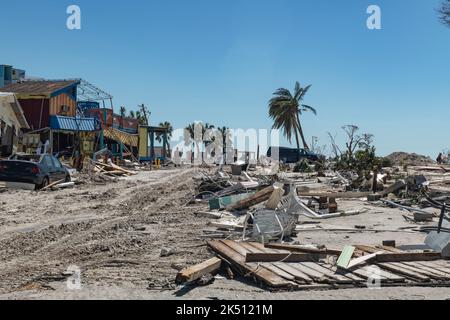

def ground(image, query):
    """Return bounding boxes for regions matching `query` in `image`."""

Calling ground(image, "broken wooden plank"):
[207,240,297,288]
[375,252,442,263]
[272,262,314,283]
[245,252,319,263]
[175,257,222,284]
[265,243,342,255]
[301,262,355,284]
[226,185,275,211]
[376,262,431,282]
[40,178,65,191]
[354,245,432,282]
[265,185,285,210]
[346,252,383,269]
[337,246,355,269]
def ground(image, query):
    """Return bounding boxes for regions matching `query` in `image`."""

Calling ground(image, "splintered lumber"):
[265,243,342,256]
[244,252,319,263]
[207,240,296,288]
[40,179,65,191]
[346,252,383,270]
[175,257,222,284]
[226,185,275,211]
[265,186,285,210]
[336,246,355,269]
[92,160,135,175]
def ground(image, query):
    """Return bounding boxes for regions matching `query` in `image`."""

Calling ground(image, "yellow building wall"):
[138,127,148,158]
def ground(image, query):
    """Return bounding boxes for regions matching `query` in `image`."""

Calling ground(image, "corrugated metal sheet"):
[50,115,100,132]
[0,80,79,98]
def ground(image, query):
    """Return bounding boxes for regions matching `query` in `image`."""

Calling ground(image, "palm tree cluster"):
[268,81,316,150]
[156,121,174,155]
[118,104,151,126]
[184,122,233,162]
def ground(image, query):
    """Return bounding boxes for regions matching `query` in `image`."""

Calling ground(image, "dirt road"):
[0,168,449,300]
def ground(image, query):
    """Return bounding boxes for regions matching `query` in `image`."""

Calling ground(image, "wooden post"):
[372,167,378,193]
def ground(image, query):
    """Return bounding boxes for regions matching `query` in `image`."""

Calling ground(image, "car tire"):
[37,177,49,190]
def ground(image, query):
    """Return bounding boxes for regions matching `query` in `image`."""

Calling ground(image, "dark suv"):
[267,147,320,164]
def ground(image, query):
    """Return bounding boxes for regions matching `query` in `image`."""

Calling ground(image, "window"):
[42,155,54,169]
[52,156,62,169]
[60,105,70,113]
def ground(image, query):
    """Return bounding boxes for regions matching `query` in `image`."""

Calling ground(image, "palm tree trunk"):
[293,128,301,150]
[296,114,309,150]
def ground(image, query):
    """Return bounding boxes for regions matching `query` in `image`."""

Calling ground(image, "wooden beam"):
[207,240,296,288]
[375,252,442,263]
[175,257,222,284]
[265,243,342,255]
[226,185,275,211]
[244,252,319,263]
[355,245,442,262]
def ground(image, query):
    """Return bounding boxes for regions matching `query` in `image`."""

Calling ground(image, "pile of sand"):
[384,152,434,166]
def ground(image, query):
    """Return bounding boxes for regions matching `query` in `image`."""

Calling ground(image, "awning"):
[50,115,100,132]
[103,127,138,147]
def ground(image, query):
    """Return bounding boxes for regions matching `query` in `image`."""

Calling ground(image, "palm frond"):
[301,104,317,115]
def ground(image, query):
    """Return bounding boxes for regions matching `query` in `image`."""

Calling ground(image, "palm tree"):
[202,123,215,146]
[217,126,233,162]
[135,111,147,125]
[129,110,135,119]
[156,121,173,154]
[269,81,317,150]
[119,106,126,128]
[184,122,202,162]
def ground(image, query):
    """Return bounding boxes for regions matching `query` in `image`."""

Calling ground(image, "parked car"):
[0,153,71,190]
[266,147,320,164]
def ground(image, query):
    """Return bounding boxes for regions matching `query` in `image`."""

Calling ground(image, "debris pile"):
[178,159,450,291]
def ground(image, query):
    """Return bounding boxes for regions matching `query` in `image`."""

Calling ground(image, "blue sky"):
[1,0,449,157]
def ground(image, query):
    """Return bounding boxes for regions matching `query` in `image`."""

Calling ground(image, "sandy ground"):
[0,168,448,300]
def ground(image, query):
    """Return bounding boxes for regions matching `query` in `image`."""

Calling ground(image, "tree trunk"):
[293,127,301,150]
[296,114,309,150]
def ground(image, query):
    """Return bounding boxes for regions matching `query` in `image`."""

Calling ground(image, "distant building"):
[0,80,80,130]
[0,65,26,88]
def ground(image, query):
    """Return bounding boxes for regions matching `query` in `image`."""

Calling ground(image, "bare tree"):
[438,0,450,27]
[341,125,374,166]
